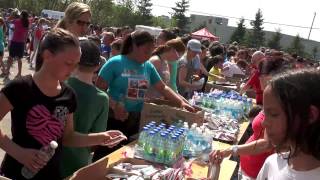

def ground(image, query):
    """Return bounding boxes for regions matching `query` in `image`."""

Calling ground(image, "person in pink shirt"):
[5,10,29,79]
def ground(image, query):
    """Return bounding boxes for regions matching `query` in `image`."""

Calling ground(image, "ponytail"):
[55,19,67,29]
[120,34,133,55]
[152,45,170,56]
[121,30,154,55]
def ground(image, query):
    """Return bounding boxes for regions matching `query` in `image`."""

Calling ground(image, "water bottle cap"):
[149,131,156,135]
[50,141,58,149]
[142,127,149,131]
[171,135,178,140]
[160,133,167,137]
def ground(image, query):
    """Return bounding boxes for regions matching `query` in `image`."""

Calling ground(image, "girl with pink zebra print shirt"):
[0,28,126,180]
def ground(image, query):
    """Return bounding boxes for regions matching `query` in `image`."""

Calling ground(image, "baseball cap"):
[78,38,101,67]
[187,39,202,53]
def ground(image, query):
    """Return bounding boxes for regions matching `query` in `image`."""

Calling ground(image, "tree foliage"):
[0,0,181,29]
[171,0,189,32]
[229,18,246,44]
[267,29,282,50]
[287,34,305,56]
[312,46,318,60]
[246,9,265,48]
[136,0,153,26]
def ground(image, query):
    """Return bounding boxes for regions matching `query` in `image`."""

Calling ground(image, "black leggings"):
[92,109,140,162]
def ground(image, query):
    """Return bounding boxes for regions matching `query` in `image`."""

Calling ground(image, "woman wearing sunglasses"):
[56,2,91,37]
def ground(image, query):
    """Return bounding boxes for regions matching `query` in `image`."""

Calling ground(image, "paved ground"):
[0,51,34,163]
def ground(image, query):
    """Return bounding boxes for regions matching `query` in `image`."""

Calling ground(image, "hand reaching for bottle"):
[209,149,232,164]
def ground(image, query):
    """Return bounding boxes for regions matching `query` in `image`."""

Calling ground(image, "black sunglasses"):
[76,20,91,27]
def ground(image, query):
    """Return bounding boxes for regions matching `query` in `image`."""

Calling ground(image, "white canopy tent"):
[135,25,163,37]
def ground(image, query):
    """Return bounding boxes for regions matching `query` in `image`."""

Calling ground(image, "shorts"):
[9,41,25,59]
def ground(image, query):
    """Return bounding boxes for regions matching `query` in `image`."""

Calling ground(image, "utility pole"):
[308,12,316,40]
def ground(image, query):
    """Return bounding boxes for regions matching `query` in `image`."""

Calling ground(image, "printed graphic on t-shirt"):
[26,105,67,146]
[127,78,149,99]
[122,68,149,100]
[53,106,69,126]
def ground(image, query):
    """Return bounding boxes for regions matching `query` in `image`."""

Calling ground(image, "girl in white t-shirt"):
[257,68,320,180]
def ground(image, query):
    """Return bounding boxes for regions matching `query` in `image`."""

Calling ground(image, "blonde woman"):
[56,2,91,37]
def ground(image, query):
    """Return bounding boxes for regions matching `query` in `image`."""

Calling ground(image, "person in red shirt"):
[210,58,288,179]
[240,51,265,105]
[5,10,29,79]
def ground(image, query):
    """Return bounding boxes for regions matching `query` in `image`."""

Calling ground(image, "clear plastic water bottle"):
[166,135,178,164]
[21,141,58,179]
[138,126,149,149]
[144,131,156,161]
[155,133,167,163]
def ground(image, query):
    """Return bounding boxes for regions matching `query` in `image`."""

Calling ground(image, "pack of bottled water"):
[190,90,253,120]
[136,121,213,165]
[136,121,187,165]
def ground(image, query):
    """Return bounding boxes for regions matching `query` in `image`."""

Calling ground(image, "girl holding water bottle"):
[0,28,125,180]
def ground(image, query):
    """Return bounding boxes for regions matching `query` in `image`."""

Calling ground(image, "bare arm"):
[154,81,195,112]
[178,66,194,89]
[239,82,251,95]
[62,114,108,147]
[149,57,162,73]
[0,93,24,162]
[210,130,273,161]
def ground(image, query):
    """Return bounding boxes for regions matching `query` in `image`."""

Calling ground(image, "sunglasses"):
[76,20,91,27]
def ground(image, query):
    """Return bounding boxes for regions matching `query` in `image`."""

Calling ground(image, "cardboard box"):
[140,99,204,130]
[68,157,109,180]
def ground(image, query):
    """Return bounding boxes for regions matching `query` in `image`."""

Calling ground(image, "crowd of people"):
[0,2,319,180]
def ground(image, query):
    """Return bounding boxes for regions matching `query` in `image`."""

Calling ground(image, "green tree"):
[89,0,114,26]
[111,0,137,27]
[152,16,170,28]
[247,9,265,48]
[136,0,153,26]
[312,46,318,60]
[229,18,246,44]
[267,29,282,50]
[171,0,189,32]
[287,34,305,56]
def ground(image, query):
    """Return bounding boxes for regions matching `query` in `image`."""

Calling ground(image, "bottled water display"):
[191,90,253,119]
[137,121,213,165]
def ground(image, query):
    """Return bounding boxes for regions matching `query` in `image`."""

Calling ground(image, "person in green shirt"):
[60,38,126,178]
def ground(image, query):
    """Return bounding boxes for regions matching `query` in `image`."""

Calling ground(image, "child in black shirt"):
[0,28,126,180]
